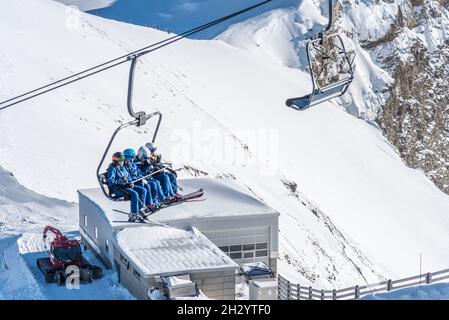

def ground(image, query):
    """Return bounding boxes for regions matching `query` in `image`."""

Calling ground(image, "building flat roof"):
[115,226,238,277]
[78,178,279,228]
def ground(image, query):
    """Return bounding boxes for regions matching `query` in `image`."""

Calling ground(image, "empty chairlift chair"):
[286,0,356,110]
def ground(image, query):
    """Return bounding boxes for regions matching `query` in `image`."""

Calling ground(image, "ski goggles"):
[113,155,125,161]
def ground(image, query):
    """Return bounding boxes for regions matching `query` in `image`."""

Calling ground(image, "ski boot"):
[172,193,183,202]
[128,212,143,223]
[146,203,158,213]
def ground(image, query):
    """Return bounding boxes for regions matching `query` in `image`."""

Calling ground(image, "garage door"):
[203,227,270,265]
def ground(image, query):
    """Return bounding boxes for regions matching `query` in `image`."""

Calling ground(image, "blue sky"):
[89,0,300,38]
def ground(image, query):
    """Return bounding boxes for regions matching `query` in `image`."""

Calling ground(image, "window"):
[244,252,254,258]
[207,229,269,262]
[230,245,242,252]
[84,215,87,227]
[105,239,109,252]
[133,268,141,280]
[225,242,269,261]
[256,250,268,257]
[243,244,255,251]
[120,254,130,270]
[94,226,98,239]
[230,252,242,259]
[219,246,229,253]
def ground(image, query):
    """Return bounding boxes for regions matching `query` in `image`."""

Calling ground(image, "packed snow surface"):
[116,226,238,276]
[0,233,134,299]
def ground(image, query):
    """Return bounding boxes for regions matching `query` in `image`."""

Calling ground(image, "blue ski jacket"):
[123,161,142,181]
[106,163,130,187]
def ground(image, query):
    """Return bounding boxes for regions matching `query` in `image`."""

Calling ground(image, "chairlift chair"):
[96,55,163,201]
[286,0,356,110]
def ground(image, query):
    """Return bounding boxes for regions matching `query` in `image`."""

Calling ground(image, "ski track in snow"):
[0,232,134,300]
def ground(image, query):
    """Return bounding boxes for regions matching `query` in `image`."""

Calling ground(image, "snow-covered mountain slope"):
[217,0,394,120]
[1,0,449,294]
[218,0,449,196]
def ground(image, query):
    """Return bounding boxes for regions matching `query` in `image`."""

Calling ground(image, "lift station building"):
[78,178,279,299]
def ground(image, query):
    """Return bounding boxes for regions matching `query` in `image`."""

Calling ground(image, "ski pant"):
[137,181,154,206]
[154,173,174,198]
[147,178,166,202]
[165,172,178,194]
[112,185,146,213]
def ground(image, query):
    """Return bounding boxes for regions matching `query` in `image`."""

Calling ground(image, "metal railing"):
[278,267,449,300]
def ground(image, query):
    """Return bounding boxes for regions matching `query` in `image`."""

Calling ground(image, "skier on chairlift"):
[137,146,167,204]
[147,142,180,197]
[106,151,147,221]
[123,148,159,211]
[140,143,181,201]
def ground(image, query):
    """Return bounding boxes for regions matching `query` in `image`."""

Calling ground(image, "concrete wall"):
[79,192,116,268]
[113,247,149,300]
[191,270,236,300]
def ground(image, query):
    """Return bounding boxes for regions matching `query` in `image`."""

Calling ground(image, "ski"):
[112,197,206,216]
[111,219,167,227]
[112,188,205,219]
[177,188,204,201]
[147,197,206,214]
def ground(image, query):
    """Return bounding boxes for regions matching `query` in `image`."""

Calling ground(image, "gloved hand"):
[122,176,129,184]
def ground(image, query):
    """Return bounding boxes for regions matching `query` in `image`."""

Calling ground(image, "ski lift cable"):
[0,0,274,111]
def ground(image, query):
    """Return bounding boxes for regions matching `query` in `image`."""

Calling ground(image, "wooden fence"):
[278,267,449,300]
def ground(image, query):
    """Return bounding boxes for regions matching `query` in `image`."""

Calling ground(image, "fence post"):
[426,273,432,284]
[287,280,291,300]
[309,286,313,300]
[354,285,360,299]
[321,290,325,300]
[387,279,392,291]
[296,284,301,300]
[332,289,337,300]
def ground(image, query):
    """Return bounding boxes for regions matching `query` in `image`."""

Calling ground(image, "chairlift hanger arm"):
[324,0,334,34]
[96,119,136,181]
[96,111,162,178]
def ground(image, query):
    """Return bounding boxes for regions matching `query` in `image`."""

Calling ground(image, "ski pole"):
[130,167,166,184]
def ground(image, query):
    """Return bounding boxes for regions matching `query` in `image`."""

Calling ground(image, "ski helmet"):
[112,151,124,163]
[146,142,157,153]
[137,146,151,160]
[123,148,136,160]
